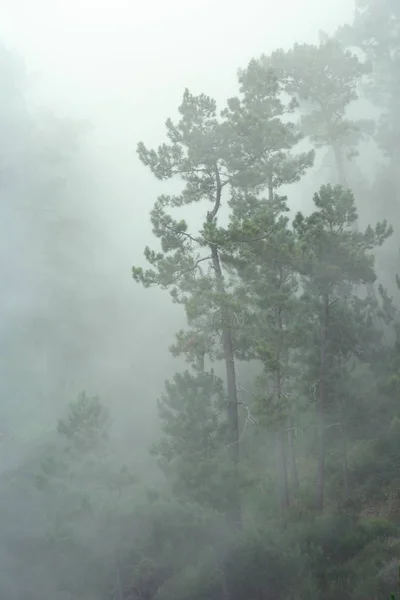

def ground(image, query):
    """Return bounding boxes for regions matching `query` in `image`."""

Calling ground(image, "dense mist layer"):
[0,0,400,598]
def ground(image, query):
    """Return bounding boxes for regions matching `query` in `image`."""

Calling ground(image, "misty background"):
[0,0,353,460]
[1,0,400,598]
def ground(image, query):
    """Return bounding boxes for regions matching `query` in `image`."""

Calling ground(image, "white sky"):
[0,0,358,301]
[0,0,355,125]
[0,0,358,277]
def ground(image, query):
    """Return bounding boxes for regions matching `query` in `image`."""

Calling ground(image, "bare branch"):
[225,400,256,448]
[236,227,277,244]
[167,225,210,246]
[167,255,212,285]
[325,422,341,430]
[171,166,213,176]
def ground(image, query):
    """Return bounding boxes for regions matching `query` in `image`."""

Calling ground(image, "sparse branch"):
[163,223,212,246]
[167,255,212,285]
[225,400,256,447]
[171,166,213,176]
[236,227,277,244]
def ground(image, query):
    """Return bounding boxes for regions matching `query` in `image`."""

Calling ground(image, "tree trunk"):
[332,142,348,189]
[275,357,289,510]
[275,299,290,509]
[197,350,205,373]
[316,294,329,511]
[276,428,290,511]
[268,172,274,202]
[211,245,241,527]
[287,416,299,493]
[208,165,241,528]
[341,422,350,502]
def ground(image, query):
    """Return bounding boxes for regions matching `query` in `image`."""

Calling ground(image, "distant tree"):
[151,369,233,512]
[0,45,97,437]
[337,0,400,282]
[35,392,136,597]
[222,62,314,200]
[338,0,400,160]
[260,38,373,189]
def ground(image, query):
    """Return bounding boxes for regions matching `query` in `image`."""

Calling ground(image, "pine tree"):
[132,89,244,526]
[262,38,373,190]
[293,184,391,509]
[35,393,136,596]
[0,46,97,433]
[222,63,314,200]
[338,0,400,161]
[222,193,301,510]
[338,0,400,284]
[151,368,231,512]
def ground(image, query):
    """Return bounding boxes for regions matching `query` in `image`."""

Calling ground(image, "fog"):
[0,0,354,452]
[1,0,399,598]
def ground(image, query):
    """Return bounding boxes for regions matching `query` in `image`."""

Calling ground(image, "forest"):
[1,0,400,598]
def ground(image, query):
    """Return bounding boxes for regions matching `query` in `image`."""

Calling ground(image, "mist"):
[0,0,399,598]
[0,0,354,462]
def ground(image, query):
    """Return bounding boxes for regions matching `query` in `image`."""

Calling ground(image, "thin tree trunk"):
[337,390,350,502]
[332,142,348,189]
[276,427,290,511]
[274,307,289,510]
[341,422,350,502]
[268,172,274,202]
[211,245,241,526]
[220,561,231,600]
[272,281,290,511]
[287,416,299,493]
[316,294,329,511]
[207,165,241,528]
[197,350,205,373]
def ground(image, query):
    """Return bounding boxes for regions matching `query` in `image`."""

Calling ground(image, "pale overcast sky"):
[0,0,357,272]
[0,0,357,266]
[0,0,355,125]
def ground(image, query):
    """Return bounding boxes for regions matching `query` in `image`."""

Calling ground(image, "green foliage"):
[9,3,400,598]
[223,193,301,426]
[152,369,234,510]
[338,0,400,157]
[223,65,314,193]
[252,37,373,172]
[57,390,110,452]
[223,526,310,600]
[294,184,391,291]
[32,393,137,597]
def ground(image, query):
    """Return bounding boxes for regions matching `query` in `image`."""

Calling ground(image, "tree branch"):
[167,255,212,285]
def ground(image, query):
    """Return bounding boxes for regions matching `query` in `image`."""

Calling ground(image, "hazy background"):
[4,1,399,598]
[0,0,355,466]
